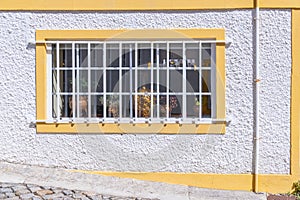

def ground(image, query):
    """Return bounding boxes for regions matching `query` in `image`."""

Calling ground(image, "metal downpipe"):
[254,0,260,193]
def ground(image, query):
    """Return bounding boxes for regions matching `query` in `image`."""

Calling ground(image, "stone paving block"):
[103,196,131,200]
[72,192,87,199]
[83,191,98,196]
[31,196,43,200]
[43,192,65,199]
[89,194,103,200]
[62,189,74,196]
[6,197,20,200]
[20,193,35,199]
[34,189,54,196]
[12,185,27,191]
[15,189,31,196]
[6,192,16,197]
[52,188,63,193]
[0,187,13,193]
[59,196,74,200]
[28,186,42,193]
[72,192,90,199]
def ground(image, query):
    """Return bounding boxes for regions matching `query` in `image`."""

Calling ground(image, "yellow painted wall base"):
[71,170,295,194]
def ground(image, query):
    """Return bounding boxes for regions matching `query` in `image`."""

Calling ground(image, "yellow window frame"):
[1,0,300,10]
[36,29,226,134]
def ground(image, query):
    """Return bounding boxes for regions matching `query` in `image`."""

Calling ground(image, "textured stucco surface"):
[0,10,291,174]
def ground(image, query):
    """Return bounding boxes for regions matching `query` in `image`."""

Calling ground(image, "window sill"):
[35,121,226,134]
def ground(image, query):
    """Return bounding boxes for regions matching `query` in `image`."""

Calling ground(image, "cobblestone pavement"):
[0,182,159,200]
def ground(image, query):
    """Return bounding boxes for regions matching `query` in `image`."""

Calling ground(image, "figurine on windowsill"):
[169,95,181,117]
[136,86,152,118]
[68,96,88,117]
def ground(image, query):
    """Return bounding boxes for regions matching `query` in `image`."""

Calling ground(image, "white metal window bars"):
[45,40,220,124]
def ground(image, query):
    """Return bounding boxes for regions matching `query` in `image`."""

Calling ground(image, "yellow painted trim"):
[216,43,226,119]
[0,0,254,11]
[1,0,300,10]
[291,9,300,176]
[260,0,300,8]
[36,44,47,120]
[36,29,226,134]
[36,123,226,134]
[71,170,294,193]
[36,29,225,41]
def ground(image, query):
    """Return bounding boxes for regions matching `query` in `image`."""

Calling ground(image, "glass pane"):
[169,43,183,68]
[153,69,157,92]
[107,95,119,118]
[52,44,57,68]
[136,95,152,118]
[169,70,182,92]
[122,43,135,68]
[202,70,211,92]
[137,70,151,91]
[91,70,103,93]
[76,44,88,68]
[187,95,200,118]
[186,70,199,93]
[106,44,119,68]
[159,69,167,92]
[158,95,167,118]
[122,70,134,93]
[61,95,73,118]
[59,70,73,93]
[153,43,167,68]
[107,70,119,92]
[52,94,58,118]
[169,95,182,118]
[91,95,103,118]
[202,95,211,118]
[77,95,88,117]
[52,70,57,94]
[91,44,103,67]
[78,70,88,93]
[186,43,199,68]
[59,44,72,68]
[201,48,211,67]
[138,43,151,68]
[121,95,131,118]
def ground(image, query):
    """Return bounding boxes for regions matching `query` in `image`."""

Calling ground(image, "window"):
[36,30,226,133]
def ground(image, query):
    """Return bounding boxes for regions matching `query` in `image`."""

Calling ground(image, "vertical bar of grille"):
[150,42,154,120]
[103,42,107,119]
[88,43,91,119]
[130,44,133,119]
[182,42,187,119]
[135,43,138,120]
[76,44,80,118]
[72,42,75,120]
[119,43,122,119]
[199,42,202,119]
[56,42,60,120]
[156,44,160,118]
[166,42,169,119]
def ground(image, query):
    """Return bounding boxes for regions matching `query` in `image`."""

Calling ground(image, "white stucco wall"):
[0,9,291,174]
